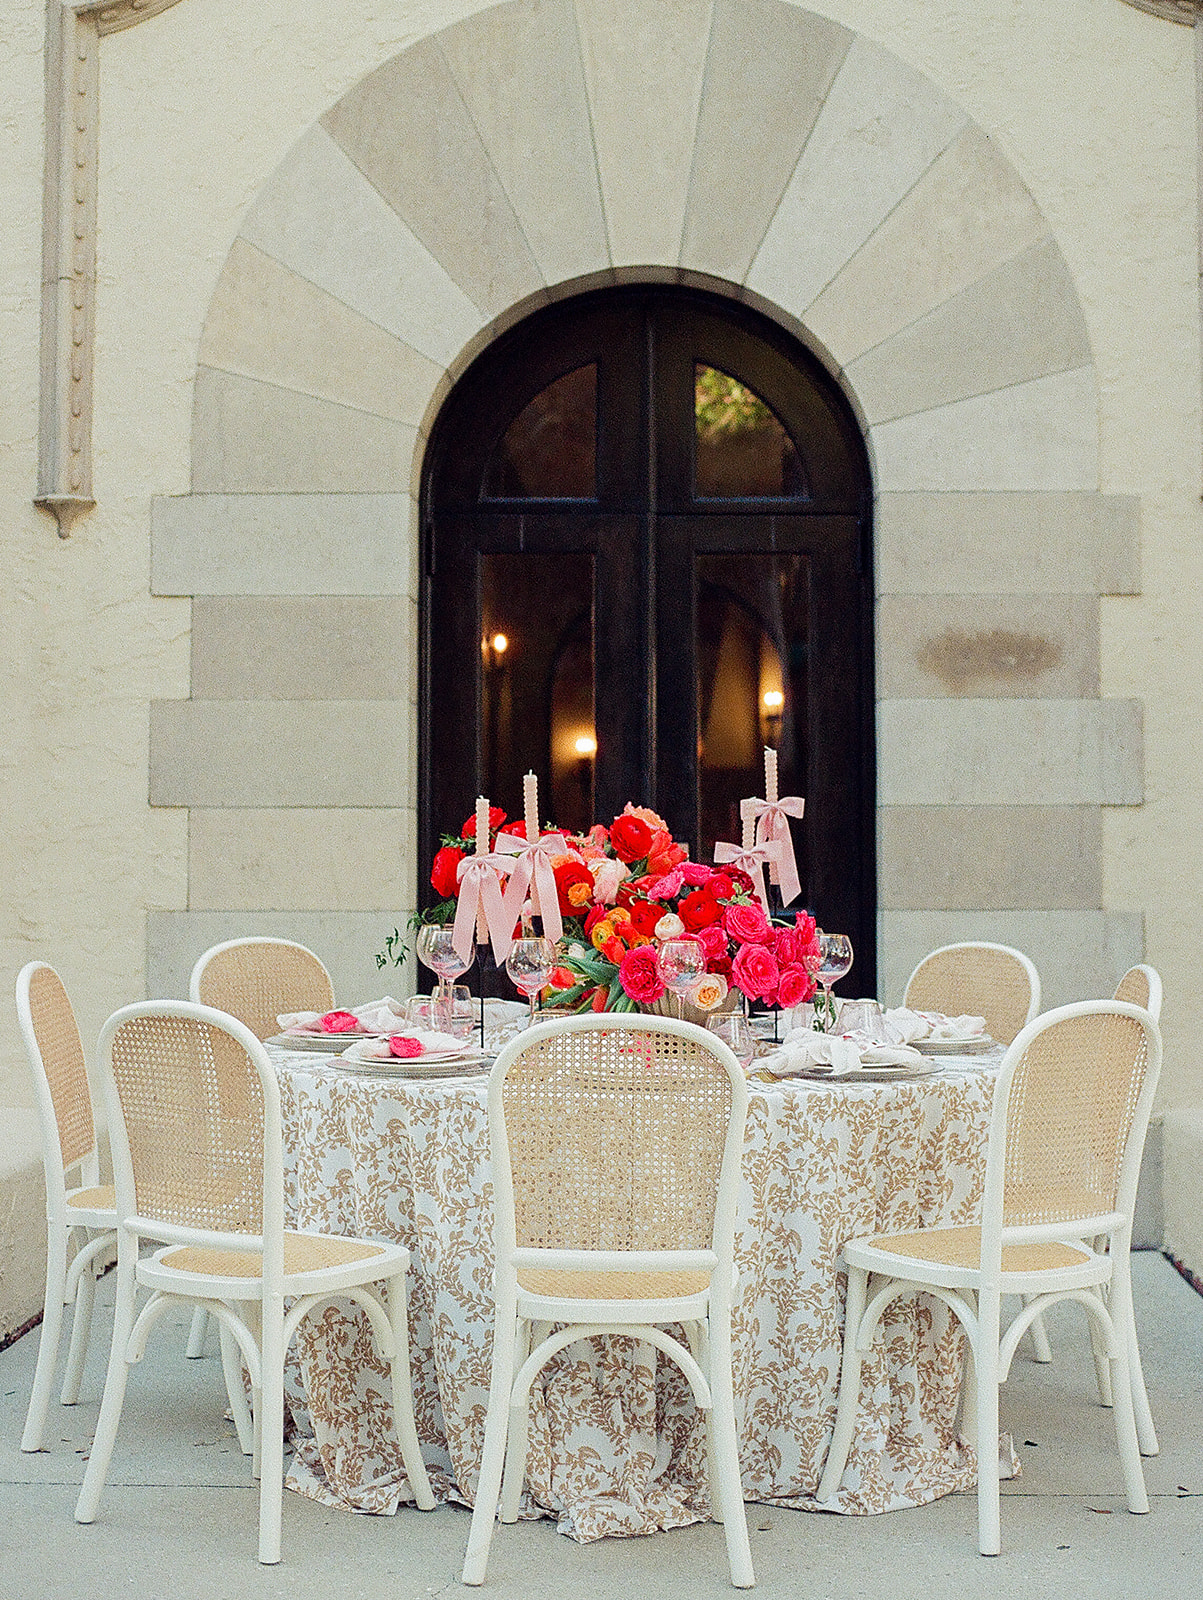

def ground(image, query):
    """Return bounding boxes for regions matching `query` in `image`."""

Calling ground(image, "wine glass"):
[506,936,556,1028]
[706,1012,756,1071]
[816,932,853,1031]
[417,924,472,1031]
[658,937,705,1020]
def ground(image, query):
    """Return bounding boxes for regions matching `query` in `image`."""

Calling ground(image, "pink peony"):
[724,902,772,946]
[319,1010,360,1034]
[775,965,817,1008]
[680,861,714,887]
[388,1035,425,1058]
[695,921,729,964]
[732,942,779,1001]
[618,944,666,1005]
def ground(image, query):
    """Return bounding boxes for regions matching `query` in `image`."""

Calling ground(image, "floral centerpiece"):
[420,803,821,1016]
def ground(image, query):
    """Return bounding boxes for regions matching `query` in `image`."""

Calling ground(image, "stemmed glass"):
[416,924,472,1032]
[815,932,853,1032]
[658,937,705,1020]
[706,1012,756,1071]
[505,936,556,1028]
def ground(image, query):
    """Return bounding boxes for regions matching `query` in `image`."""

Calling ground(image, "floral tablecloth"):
[271,1046,999,1537]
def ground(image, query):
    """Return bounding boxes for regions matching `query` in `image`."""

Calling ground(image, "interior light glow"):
[762,689,784,709]
[573,735,597,757]
[491,633,508,654]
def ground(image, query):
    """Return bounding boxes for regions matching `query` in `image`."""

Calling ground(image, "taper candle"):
[523,771,539,842]
[474,795,489,942]
[764,746,778,806]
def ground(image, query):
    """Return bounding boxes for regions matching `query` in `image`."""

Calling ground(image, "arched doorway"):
[421,284,876,984]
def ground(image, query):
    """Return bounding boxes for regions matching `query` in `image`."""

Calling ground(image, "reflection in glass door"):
[422,284,875,987]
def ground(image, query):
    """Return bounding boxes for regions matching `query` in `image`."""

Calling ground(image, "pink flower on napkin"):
[388,1035,425,1058]
[319,1010,360,1034]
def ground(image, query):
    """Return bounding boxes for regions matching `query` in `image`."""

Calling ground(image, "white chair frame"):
[816,1000,1161,1555]
[185,937,334,1370]
[17,962,118,1453]
[75,1000,435,1564]
[461,1014,754,1589]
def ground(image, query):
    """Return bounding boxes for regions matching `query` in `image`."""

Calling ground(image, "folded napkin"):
[349,1030,469,1061]
[757,1027,925,1079]
[880,1007,987,1044]
[277,998,407,1036]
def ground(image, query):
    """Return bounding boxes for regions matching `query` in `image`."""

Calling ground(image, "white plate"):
[266,1032,365,1052]
[787,1061,937,1083]
[339,1038,482,1067]
[913,1035,996,1056]
[336,1052,492,1080]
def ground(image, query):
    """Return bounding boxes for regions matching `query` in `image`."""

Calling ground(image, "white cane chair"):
[1113,964,1162,1022]
[461,1014,754,1589]
[189,936,334,1042]
[185,937,335,1365]
[16,962,117,1452]
[75,1001,435,1564]
[816,1001,1161,1555]
[903,941,1041,1049]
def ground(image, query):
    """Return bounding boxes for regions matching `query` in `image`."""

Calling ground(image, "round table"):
[272,1044,999,1539]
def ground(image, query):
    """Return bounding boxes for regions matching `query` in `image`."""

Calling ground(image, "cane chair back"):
[108,1010,267,1238]
[190,937,334,1041]
[16,962,117,1452]
[904,941,1040,1046]
[996,1007,1152,1237]
[22,962,98,1178]
[1113,964,1162,1023]
[500,1023,734,1261]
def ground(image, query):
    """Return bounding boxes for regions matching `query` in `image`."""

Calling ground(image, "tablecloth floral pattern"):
[273,1048,999,1538]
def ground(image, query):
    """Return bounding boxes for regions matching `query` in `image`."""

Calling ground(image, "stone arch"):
[149,0,1142,1006]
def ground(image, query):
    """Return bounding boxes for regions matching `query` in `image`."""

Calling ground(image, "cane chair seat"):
[515,1266,713,1303]
[857,1225,1094,1280]
[66,1184,117,1220]
[903,941,1040,1047]
[158,1232,392,1283]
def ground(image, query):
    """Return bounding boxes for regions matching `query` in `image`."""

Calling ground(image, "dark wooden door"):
[421,285,876,986]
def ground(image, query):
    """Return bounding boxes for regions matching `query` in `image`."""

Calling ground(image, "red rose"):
[725,902,771,945]
[628,899,665,938]
[504,820,527,841]
[430,845,464,899]
[695,922,728,964]
[618,944,666,1004]
[461,806,507,839]
[709,955,733,980]
[732,943,779,1001]
[725,867,754,894]
[553,860,594,918]
[610,814,654,863]
[776,966,817,1008]
[709,872,734,900]
[793,910,821,966]
[773,926,804,967]
[319,1010,360,1034]
[679,890,722,931]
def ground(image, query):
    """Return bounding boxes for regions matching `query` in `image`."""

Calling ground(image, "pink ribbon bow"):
[496,831,572,947]
[452,853,516,964]
[713,839,781,914]
[740,794,806,906]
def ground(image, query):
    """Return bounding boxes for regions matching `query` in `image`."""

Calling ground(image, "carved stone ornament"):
[1119,0,1202,22]
[36,0,189,536]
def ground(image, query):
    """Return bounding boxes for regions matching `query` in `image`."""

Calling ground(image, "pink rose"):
[388,1035,425,1058]
[695,922,728,964]
[319,1010,360,1034]
[645,867,685,900]
[732,943,779,1001]
[775,965,817,1008]
[774,926,814,968]
[724,902,772,946]
[680,861,714,887]
[618,944,666,1005]
[793,910,821,965]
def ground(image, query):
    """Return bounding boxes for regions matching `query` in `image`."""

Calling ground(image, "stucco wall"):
[0,0,1199,1114]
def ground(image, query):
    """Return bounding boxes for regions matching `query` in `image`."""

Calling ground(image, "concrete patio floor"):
[1,1251,1200,1600]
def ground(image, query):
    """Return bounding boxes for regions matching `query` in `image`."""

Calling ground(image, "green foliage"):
[694,367,772,441]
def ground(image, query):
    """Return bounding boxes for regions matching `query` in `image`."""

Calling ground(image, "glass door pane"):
[696,552,808,867]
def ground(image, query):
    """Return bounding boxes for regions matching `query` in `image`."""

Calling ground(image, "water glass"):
[446,985,476,1040]
[706,1012,756,1071]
